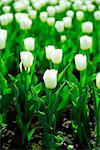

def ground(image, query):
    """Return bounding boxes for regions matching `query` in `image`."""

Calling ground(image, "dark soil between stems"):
[1,99,95,150]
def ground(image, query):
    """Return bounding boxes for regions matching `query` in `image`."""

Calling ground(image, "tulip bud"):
[96,72,100,89]
[76,11,84,21]
[20,51,34,72]
[61,35,67,43]
[33,1,42,10]
[94,11,100,21]
[66,10,74,18]
[0,13,13,26]
[73,0,82,10]
[28,10,37,20]
[47,17,55,26]
[74,54,87,71]
[2,6,11,13]
[45,45,55,60]
[43,69,58,89]
[39,11,48,22]
[15,13,29,23]
[55,21,64,32]
[13,1,29,12]
[63,17,72,28]
[19,17,32,30]
[51,49,63,64]
[82,21,93,33]
[55,5,62,13]
[48,0,58,5]
[47,6,56,17]
[24,37,35,51]
[80,35,92,50]
[0,29,7,50]
[87,4,95,12]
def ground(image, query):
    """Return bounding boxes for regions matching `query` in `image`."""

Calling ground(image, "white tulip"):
[55,5,62,13]
[48,0,58,5]
[94,11,100,20]
[73,0,82,10]
[0,29,7,50]
[20,51,34,72]
[24,37,35,51]
[2,6,11,13]
[39,11,48,22]
[51,49,63,64]
[43,69,58,89]
[47,6,56,17]
[87,4,95,12]
[0,13,13,26]
[74,54,87,71]
[63,17,72,28]
[80,35,92,50]
[13,1,29,12]
[55,21,64,32]
[28,10,37,20]
[82,21,93,33]
[96,72,100,89]
[45,45,55,60]
[76,11,84,21]
[61,35,67,43]
[19,17,32,30]
[47,17,55,26]
[66,10,74,18]
[33,1,42,10]
[15,13,28,23]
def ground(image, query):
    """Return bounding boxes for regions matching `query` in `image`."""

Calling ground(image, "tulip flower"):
[20,51,34,72]
[0,29,7,50]
[51,49,63,64]
[24,37,35,51]
[45,45,55,60]
[74,54,87,71]
[96,73,100,89]
[55,21,64,32]
[82,21,93,34]
[43,69,58,89]
[80,35,92,50]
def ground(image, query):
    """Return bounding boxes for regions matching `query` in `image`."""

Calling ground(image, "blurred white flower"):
[96,72,100,89]
[61,35,67,43]
[51,49,63,64]
[28,10,37,20]
[19,17,32,30]
[13,1,29,12]
[63,17,72,28]
[80,35,92,50]
[15,13,29,23]
[94,11,100,20]
[82,21,93,33]
[66,10,74,18]
[39,11,48,22]
[76,11,84,21]
[0,13,13,26]
[47,17,55,26]
[45,45,55,60]
[24,37,35,51]
[55,21,64,32]
[74,54,87,71]
[43,69,58,89]
[87,4,95,12]
[20,51,34,72]
[47,6,56,17]
[2,6,11,13]
[0,29,7,50]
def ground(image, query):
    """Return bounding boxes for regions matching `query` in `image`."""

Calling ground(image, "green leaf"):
[0,114,3,124]
[27,128,35,142]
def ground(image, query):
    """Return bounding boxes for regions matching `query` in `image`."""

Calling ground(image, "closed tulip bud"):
[28,10,37,20]
[14,1,29,12]
[20,51,34,72]
[15,13,29,23]
[76,11,84,21]
[55,5,62,13]
[47,6,56,17]
[0,13,13,26]
[81,5,87,12]
[94,11,100,21]
[80,35,92,50]
[96,73,100,89]
[82,21,93,33]
[0,29,7,50]
[66,10,74,18]
[47,17,55,26]
[48,0,58,5]
[39,11,48,22]
[2,6,11,13]
[73,0,82,10]
[43,69,58,89]
[87,4,95,12]
[45,45,55,60]
[63,17,72,28]
[61,35,67,43]
[74,54,87,71]
[55,21,64,33]
[52,49,63,64]
[33,1,42,10]
[19,17,32,30]
[24,37,35,51]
